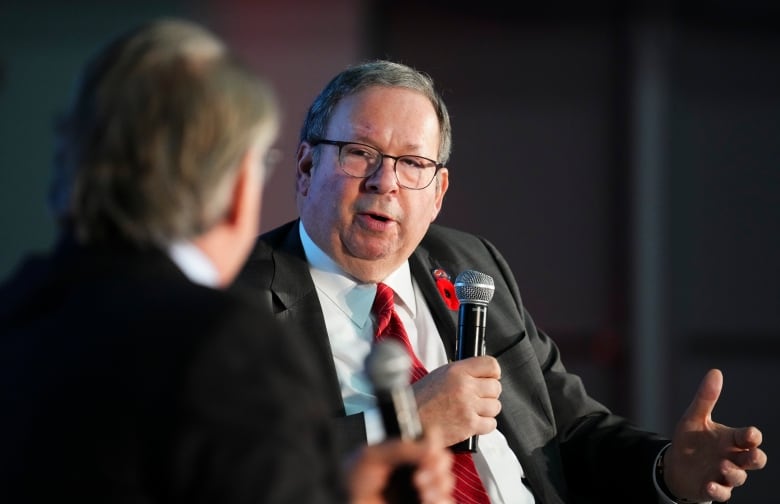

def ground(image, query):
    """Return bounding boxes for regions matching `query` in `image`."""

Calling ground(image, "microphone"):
[366,339,424,503]
[452,269,495,453]
[366,338,423,441]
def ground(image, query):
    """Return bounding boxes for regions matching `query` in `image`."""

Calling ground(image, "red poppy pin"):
[432,268,459,311]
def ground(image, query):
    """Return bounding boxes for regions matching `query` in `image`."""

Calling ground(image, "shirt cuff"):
[363,406,386,445]
[653,443,712,504]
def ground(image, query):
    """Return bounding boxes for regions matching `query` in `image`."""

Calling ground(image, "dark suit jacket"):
[0,236,344,504]
[236,220,671,504]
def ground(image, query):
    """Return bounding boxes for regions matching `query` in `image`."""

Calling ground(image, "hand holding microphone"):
[366,339,424,503]
[452,269,495,453]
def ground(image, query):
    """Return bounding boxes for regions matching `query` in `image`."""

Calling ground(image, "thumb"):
[682,368,723,424]
[423,424,446,448]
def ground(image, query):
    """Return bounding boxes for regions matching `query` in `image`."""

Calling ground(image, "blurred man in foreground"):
[0,19,453,504]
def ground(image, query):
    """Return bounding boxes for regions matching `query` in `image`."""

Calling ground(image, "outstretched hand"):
[664,369,767,503]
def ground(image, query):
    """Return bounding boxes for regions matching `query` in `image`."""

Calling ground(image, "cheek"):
[296,169,311,196]
[401,198,434,241]
[301,171,350,222]
[412,194,440,224]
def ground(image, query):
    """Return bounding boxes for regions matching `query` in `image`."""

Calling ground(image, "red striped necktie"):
[372,282,491,504]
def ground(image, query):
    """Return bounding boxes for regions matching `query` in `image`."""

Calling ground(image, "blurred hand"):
[346,426,455,504]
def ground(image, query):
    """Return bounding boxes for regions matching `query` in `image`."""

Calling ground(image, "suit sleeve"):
[480,234,670,503]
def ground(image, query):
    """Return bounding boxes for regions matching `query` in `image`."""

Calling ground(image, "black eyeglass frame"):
[310,139,444,190]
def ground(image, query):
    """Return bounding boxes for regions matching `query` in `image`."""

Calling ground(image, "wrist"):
[654,444,698,504]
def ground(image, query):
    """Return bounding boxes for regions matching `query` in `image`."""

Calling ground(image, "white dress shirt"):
[300,222,534,504]
[167,240,219,288]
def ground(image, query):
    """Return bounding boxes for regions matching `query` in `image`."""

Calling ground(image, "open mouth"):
[368,213,390,222]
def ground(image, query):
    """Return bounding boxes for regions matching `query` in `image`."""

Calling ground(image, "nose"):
[364,156,399,192]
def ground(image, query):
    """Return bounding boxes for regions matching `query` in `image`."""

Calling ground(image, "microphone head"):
[454,270,495,305]
[365,339,412,391]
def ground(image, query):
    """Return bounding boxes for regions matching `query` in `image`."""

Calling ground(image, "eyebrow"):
[348,136,430,156]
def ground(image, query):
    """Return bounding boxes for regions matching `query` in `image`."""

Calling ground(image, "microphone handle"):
[382,465,419,504]
[452,303,487,453]
[376,388,423,441]
[376,385,424,503]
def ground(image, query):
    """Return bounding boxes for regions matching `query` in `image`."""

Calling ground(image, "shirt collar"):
[167,240,219,288]
[299,221,417,326]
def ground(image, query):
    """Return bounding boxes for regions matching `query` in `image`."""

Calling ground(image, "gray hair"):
[299,59,452,165]
[51,18,279,246]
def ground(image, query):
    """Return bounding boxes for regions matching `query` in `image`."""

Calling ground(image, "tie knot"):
[372,282,394,313]
[372,283,396,339]
[371,283,429,384]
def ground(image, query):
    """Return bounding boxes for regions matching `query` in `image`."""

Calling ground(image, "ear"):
[430,167,449,222]
[295,142,315,196]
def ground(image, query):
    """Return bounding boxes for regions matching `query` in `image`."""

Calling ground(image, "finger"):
[414,427,455,504]
[474,397,502,419]
[472,414,498,435]
[423,424,446,448]
[420,427,453,469]
[475,376,502,399]
[730,447,768,470]
[461,356,501,379]
[416,471,454,504]
[704,481,734,503]
[719,459,748,488]
[414,451,455,503]
[368,437,429,467]
[417,468,455,504]
[734,425,763,449]
[682,368,723,423]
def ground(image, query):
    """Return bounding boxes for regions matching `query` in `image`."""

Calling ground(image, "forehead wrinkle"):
[330,92,438,157]
[348,129,431,157]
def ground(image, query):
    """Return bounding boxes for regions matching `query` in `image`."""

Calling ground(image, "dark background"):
[2,1,777,501]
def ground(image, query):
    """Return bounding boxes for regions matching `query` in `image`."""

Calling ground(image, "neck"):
[190,227,238,288]
[338,256,400,284]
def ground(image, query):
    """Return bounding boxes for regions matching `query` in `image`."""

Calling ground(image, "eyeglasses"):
[311,139,443,190]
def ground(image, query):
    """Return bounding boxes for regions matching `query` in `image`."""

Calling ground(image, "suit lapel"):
[409,246,460,361]
[268,223,347,415]
[269,225,316,308]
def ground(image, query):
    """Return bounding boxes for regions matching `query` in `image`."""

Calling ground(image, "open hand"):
[664,369,767,502]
